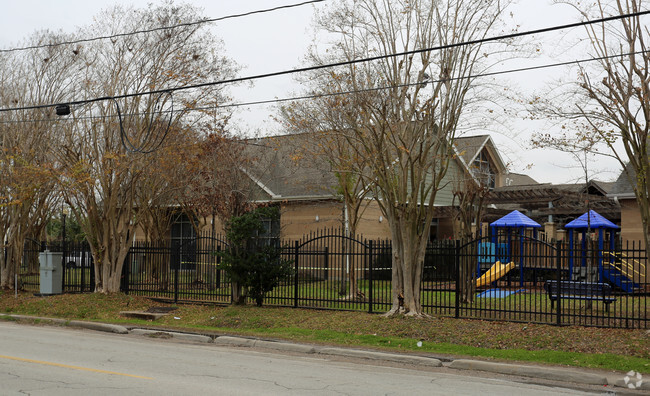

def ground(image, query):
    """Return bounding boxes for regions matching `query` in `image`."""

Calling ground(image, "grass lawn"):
[20,272,650,329]
[0,291,648,374]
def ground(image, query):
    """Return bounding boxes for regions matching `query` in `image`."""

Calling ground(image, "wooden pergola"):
[483,184,619,226]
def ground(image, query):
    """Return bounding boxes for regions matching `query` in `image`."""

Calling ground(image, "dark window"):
[429,219,439,242]
[256,214,281,247]
[171,213,196,243]
[171,213,197,270]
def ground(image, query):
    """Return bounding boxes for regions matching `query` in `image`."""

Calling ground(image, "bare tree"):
[0,33,74,289]
[452,174,490,304]
[180,133,259,303]
[267,127,371,297]
[281,0,515,315]
[132,124,204,290]
[55,3,238,293]
[183,133,256,226]
[534,0,649,255]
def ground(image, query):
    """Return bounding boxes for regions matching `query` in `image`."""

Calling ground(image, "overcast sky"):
[0,0,630,184]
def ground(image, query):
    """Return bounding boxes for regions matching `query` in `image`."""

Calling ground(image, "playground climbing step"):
[603,267,641,293]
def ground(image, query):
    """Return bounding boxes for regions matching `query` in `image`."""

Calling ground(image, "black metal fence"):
[20,239,94,293]
[122,235,230,304]
[18,229,649,329]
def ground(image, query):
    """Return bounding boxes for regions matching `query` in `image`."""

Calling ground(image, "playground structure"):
[477,210,541,289]
[475,210,645,296]
[605,251,646,286]
[566,210,642,293]
[475,261,515,288]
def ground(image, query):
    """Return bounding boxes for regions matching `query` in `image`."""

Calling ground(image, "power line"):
[216,49,650,109]
[2,48,647,125]
[0,0,326,54]
[1,9,648,114]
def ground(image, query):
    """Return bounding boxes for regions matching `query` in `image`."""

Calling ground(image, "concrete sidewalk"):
[1,313,647,392]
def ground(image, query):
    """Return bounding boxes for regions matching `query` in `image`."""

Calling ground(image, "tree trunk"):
[0,244,17,290]
[89,232,131,293]
[385,216,428,316]
[0,232,25,290]
[232,282,245,305]
[459,243,476,304]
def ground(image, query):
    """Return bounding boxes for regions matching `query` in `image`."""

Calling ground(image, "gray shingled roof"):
[453,135,490,166]
[608,163,635,198]
[243,133,511,201]
[244,133,339,200]
[505,172,538,186]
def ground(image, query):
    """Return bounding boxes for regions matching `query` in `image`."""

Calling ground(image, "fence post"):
[61,242,66,293]
[454,239,460,319]
[3,240,6,287]
[89,249,95,291]
[172,240,180,304]
[215,245,221,286]
[555,240,562,326]
[294,240,299,308]
[80,248,86,293]
[121,249,130,294]
[368,240,373,314]
[323,246,329,280]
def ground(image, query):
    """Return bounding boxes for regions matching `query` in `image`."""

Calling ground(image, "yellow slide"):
[476,261,516,288]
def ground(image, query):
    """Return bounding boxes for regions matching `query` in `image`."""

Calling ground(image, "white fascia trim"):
[453,146,480,187]
[607,192,636,200]
[455,135,507,185]
[483,136,508,173]
[465,135,491,166]
[251,195,337,204]
[239,167,281,200]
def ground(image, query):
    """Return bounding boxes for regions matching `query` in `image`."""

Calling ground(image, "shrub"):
[219,207,293,306]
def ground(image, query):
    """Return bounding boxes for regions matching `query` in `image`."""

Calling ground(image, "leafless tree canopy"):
[0,31,79,289]
[281,0,515,315]
[535,0,650,256]
[0,3,239,292]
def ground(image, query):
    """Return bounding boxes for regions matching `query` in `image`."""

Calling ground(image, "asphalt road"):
[0,322,605,395]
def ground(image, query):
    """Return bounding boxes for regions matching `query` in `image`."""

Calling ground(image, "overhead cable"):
[2,48,647,125]
[0,0,326,54]
[1,9,648,114]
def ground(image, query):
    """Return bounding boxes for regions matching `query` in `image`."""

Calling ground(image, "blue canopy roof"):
[490,210,541,228]
[565,210,619,229]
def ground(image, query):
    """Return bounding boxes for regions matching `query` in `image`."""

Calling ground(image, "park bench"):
[543,280,616,312]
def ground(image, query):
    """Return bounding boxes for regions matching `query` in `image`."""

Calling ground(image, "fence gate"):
[271,231,382,311]
[124,235,229,303]
[454,235,560,325]
[175,235,229,303]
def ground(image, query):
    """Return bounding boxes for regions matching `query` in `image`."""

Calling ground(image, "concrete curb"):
[130,328,212,343]
[449,359,608,385]
[69,320,129,334]
[214,335,256,347]
[319,347,442,367]
[254,339,316,354]
[612,377,650,391]
[213,336,316,353]
[0,314,128,334]
[0,313,63,325]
